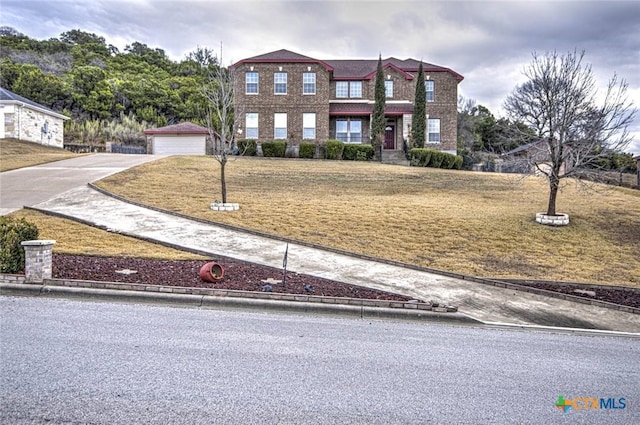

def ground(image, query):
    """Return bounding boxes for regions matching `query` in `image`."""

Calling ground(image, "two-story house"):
[229,49,463,158]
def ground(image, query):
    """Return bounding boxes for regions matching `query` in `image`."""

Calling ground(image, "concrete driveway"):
[0,154,164,215]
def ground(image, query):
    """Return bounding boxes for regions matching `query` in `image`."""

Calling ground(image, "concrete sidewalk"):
[32,185,640,333]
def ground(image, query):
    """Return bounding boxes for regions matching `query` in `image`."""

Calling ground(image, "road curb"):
[0,282,482,325]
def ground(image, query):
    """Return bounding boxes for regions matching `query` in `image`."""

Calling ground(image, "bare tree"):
[504,50,635,216]
[201,64,243,204]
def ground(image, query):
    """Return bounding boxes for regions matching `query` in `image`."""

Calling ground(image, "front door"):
[384,125,395,150]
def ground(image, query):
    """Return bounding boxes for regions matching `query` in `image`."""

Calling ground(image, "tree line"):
[0,26,218,143]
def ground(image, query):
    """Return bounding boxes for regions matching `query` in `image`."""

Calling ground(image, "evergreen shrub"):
[237,139,257,156]
[343,144,374,161]
[0,217,39,273]
[409,148,432,167]
[325,139,344,160]
[261,140,287,157]
[299,142,316,159]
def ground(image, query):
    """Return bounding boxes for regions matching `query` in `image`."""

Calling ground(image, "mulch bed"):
[52,254,412,301]
[499,280,640,309]
[50,254,640,309]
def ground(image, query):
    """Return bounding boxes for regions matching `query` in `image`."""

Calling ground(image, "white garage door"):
[152,135,206,155]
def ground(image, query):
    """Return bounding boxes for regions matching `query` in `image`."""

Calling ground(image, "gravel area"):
[51,254,640,309]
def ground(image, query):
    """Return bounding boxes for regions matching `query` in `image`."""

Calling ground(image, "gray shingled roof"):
[0,87,68,119]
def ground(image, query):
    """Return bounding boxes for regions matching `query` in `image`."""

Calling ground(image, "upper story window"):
[427,118,440,143]
[303,72,316,95]
[274,72,287,94]
[274,113,287,139]
[349,81,362,98]
[336,81,362,98]
[425,80,434,102]
[385,80,393,98]
[245,113,258,139]
[336,82,349,98]
[246,72,259,94]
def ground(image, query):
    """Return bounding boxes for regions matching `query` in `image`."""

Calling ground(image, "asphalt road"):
[1,297,638,424]
[0,154,164,215]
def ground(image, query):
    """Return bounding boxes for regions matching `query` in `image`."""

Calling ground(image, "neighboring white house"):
[0,87,68,148]
[144,122,209,155]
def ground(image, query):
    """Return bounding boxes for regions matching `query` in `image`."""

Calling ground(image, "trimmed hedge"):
[261,140,287,157]
[299,142,316,159]
[409,148,432,166]
[0,216,39,273]
[343,144,374,161]
[410,148,462,170]
[325,139,344,160]
[440,152,457,169]
[236,139,257,156]
[429,150,445,168]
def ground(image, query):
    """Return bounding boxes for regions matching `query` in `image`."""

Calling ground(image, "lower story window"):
[245,113,258,139]
[336,119,362,143]
[303,113,316,139]
[274,113,287,139]
[428,118,440,143]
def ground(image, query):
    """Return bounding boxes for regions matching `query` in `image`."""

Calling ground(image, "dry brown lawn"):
[94,156,640,287]
[0,138,84,172]
[9,209,208,260]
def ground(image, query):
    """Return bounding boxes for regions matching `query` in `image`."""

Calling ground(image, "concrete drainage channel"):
[0,276,478,325]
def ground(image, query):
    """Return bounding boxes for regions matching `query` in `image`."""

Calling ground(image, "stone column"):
[21,240,56,283]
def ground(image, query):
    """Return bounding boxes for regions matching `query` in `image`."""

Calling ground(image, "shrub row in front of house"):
[235,140,459,168]
[409,148,463,169]
[237,139,376,161]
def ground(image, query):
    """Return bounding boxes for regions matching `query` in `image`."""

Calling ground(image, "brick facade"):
[230,50,462,154]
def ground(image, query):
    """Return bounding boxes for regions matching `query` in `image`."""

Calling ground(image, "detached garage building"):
[144,122,209,155]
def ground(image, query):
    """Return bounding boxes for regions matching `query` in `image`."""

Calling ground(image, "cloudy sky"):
[2,0,639,154]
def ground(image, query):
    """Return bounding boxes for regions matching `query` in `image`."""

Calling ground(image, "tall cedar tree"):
[412,62,426,148]
[371,55,386,160]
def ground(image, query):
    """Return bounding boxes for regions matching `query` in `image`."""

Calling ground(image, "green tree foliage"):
[371,54,386,160]
[0,26,215,144]
[412,62,426,148]
[456,96,536,169]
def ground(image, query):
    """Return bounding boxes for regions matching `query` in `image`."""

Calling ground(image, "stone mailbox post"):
[21,240,56,283]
